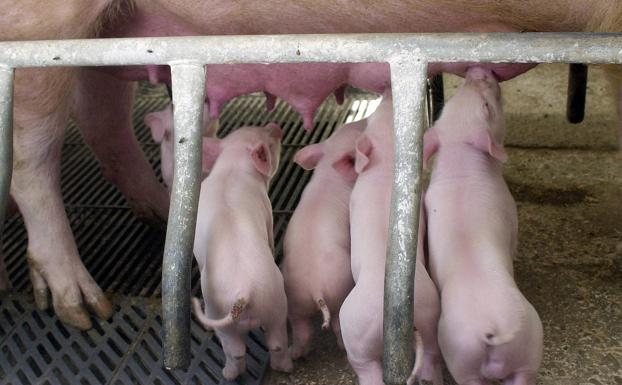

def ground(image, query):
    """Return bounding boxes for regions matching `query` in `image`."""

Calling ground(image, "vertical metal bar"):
[0,66,13,240]
[566,63,588,124]
[383,59,427,385]
[162,62,206,370]
[430,74,444,122]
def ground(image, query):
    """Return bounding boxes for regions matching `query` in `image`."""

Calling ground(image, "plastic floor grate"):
[0,294,268,385]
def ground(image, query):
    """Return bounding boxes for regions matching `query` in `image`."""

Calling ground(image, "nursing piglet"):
[339,93,443,385]
[191,123,293,380]
[424,67,543,385]
[145,103,219,191]
[281,118,365,359]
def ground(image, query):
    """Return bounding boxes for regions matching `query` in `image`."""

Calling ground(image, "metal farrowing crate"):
[0,32,620,385]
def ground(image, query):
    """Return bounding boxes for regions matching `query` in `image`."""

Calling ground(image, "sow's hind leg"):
[73,68,169,226]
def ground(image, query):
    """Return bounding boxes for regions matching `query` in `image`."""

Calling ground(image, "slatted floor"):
[0,83,380,385]
[0,295,268,385]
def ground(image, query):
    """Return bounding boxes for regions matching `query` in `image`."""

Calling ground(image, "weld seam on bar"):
[162,62,206,370]
[0,33,622,67]
[383,58,427,385]
[0,66,13,244]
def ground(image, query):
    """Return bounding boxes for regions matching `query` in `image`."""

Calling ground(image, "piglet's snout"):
[466,66,495,81]
[465,67,502,100]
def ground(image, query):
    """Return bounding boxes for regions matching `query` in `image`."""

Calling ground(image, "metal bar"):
[383,59,427,385]
[0,66,13,246]
[0,33,622,67]
[567,63,589,124]
[162,62,206,370]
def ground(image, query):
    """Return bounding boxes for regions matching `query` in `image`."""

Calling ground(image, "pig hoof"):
[270,356,294,373]
[55,302,94,330]
[290,345,310,360]
[222,366,241,381]
[83,290,114,321]
[54,289,113,330]
[33,287,50,310]
[28,254,114,330]
[29,265,51,310]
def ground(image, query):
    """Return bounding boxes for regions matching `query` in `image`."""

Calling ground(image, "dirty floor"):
[262,64,622,385]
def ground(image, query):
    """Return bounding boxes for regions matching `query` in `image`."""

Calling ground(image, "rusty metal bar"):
[567,63,589,124]
[162,62,206,369]
[383,58,428,385]
[0,66,13,248]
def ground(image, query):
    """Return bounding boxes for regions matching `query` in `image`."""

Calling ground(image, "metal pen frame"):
[0,32,620,383]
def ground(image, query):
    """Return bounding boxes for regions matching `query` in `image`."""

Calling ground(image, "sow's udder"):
[110,60,532,130]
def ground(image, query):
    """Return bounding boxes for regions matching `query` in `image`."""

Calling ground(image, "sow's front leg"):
[12,67,113,330]
[73,68,169,226]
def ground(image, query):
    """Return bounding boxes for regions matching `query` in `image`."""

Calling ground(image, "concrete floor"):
[262,64,622,385]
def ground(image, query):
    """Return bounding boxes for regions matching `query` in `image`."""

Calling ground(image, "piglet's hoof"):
[28,254,114,330]
[270,351,294,374]
[289,344,311,360]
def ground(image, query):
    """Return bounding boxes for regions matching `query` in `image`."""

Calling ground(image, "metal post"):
[383,59,427,385]
[0,66,13,239]
[567,63,588,124]
[162,62,206,370]
[430,74,444,122]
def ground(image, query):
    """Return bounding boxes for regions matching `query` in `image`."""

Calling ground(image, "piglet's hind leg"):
[265,321,294,373]
[289,317,313,359]
[504,372,537,385]
[216,330,247,381]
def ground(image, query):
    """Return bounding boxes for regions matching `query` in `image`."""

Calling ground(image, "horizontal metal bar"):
[0,33,621,67]
[161,62,206,370]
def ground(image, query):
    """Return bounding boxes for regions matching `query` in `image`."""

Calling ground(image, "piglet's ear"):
[471,129,508,163]
[145,112,166,143]
[250,142,273,177]
[293,143,324,170]
[423,128,440,170]
[354,134,373,174]
[331,151,357,182]
[266,122,283,139]
[202,137,222,173]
